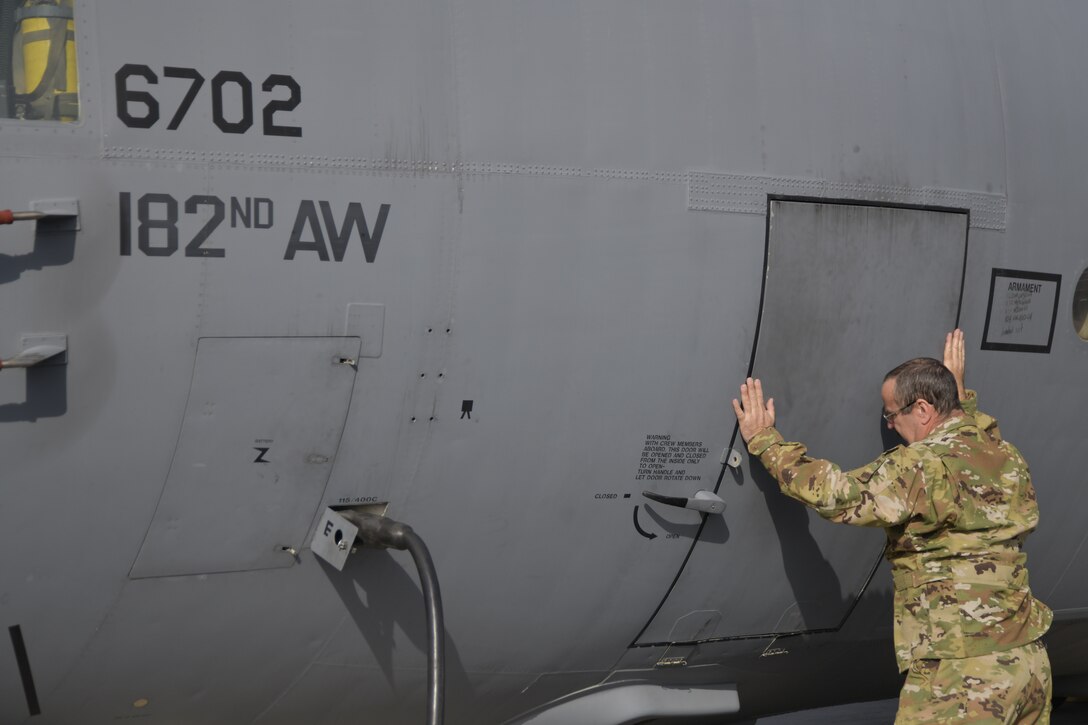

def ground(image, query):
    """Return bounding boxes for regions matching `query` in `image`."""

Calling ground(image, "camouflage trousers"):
[896,640,1052,724]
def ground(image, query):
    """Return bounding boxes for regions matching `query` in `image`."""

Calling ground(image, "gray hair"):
[883,357,962,416]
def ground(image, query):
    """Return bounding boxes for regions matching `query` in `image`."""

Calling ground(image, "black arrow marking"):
[254,447,270,464]
[633,505,657,540]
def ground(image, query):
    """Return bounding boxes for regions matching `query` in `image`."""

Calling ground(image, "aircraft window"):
[0,0,79,122]
[1074,267,1088,341]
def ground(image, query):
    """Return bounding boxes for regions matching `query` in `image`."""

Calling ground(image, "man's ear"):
[914,399,936,421]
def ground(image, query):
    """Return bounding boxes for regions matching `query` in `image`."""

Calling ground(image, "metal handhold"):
[0,335,67,369]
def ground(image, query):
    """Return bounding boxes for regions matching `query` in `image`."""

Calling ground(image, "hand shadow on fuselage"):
[320,549,474,716]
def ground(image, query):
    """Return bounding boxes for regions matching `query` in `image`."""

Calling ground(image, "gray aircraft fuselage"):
[1,1,1086,723]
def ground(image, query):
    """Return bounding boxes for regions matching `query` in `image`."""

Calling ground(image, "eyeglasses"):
[882,400,917,423]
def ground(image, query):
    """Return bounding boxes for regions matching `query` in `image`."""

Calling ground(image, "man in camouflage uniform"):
[732,330,1053,723]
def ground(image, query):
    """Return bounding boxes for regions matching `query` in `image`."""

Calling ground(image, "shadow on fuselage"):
[0,364,67,421]
[745,414,902,636]
[320,548,475,718]
[0,225,75,422]
[0,224,76,283]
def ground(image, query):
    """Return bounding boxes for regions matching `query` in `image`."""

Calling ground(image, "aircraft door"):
[130,337,360,578]
[635,200,968,644]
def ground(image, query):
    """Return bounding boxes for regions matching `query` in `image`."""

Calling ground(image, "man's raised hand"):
[732,377,775,443]
[943,328,966,400]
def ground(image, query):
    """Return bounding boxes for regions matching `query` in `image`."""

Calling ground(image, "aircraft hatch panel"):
[635,201,967,644]
[130,337,360,578]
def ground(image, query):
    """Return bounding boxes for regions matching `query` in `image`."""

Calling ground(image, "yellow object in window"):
[12,0,78,121]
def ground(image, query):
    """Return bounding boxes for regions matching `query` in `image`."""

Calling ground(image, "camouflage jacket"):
[747,390,1052,671]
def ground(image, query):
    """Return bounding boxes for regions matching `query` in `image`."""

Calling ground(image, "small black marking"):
[460,400,473,419]
[254,447,270,463]
[9,625,41,716]
[623,493,631,498]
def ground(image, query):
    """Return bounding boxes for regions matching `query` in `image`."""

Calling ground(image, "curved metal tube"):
[343,512,446,725]
[403,529,445,725]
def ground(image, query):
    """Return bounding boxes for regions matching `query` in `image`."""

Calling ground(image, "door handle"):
[642,489,725,515]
